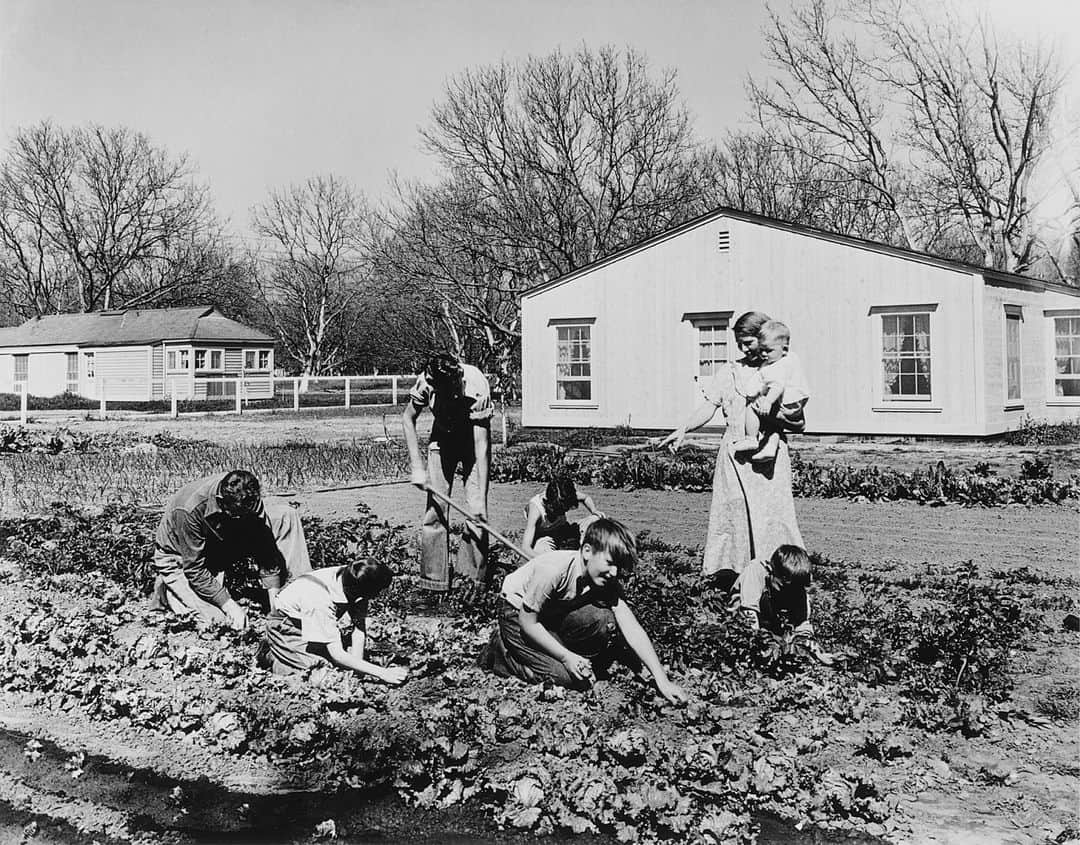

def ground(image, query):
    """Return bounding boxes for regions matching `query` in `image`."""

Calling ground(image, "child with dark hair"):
[260,558,408,683]
[726,544,834,665]
[522,476,605,558]
[481,518,687,704]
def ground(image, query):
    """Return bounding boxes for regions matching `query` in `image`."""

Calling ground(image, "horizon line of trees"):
[1,0,1077,383]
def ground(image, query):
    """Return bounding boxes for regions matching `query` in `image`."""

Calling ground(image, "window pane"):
[1055,377,1080,396]
[557,381,591,401]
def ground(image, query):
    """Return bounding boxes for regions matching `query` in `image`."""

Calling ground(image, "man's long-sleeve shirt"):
[153,474,287,608]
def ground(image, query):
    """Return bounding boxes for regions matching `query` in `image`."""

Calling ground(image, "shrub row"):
[489,444,1079,505]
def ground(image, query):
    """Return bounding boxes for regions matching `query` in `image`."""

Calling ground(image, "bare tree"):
[748,0,923,248]
[0,121,216,316]
[748,0,1070,274]
[377,45,720,382]
[716,131,897,241]
[251,175,374,378]
[867,1,1064,273]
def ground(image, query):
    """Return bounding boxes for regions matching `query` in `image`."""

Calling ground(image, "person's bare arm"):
[472,422,490,519]
[325,640,407,685]
[612,600,687,704]
[402,402,426,487]
[657,400,723,452]
[518,608,593,683]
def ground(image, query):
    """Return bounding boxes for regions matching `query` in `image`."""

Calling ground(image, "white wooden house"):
[0,307,276,401]
[521,208,1080,436]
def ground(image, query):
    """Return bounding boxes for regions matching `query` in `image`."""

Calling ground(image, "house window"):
[556,325,592,401]
[245,349,271,371]
[1005,308,1022,403]
[84,352,95,380]
[167,349,190,371]
[697,322,729,378]
[1052,316,1080,398]
[13,354,28,391]
[881,311,932,400]
[66,352,78,393]
[194,349,222,371]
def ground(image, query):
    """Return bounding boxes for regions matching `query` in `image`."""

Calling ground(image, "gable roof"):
[0,306,276,349]
[522,205,1080,299]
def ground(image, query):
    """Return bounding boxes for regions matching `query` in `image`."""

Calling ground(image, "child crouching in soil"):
[258,558,409,684]
[522,475,605,558]
[721,544,834,665]
[481,517,687,704]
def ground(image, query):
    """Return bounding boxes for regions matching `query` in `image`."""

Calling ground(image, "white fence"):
[10,375,510,444]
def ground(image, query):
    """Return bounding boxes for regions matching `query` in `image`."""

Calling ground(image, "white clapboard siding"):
[96,348,151,401]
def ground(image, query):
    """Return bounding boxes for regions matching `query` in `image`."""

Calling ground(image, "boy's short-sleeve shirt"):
[731,559,812,635]
[501,550,619,615]
[274,566,365,645]
[409,363,493,442]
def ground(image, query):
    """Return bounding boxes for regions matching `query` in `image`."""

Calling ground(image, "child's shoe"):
[750,432,780,463]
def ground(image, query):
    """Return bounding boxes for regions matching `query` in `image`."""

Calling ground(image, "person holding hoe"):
[402,353,494,593]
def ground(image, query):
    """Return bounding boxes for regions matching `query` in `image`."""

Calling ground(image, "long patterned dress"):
[699,360,805,575]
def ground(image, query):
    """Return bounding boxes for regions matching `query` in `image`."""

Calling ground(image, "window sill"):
[1047,399,1080,406]
[1003,403,1024,411]
[872,405,942,414]
[549,402,599,410]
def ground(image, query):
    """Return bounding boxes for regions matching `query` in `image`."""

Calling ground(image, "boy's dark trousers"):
[420,438,488,591]
[483,599,633,689]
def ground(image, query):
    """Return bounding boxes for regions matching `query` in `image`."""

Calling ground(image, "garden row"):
[2,426,1077,514]
[1,501,1073,842]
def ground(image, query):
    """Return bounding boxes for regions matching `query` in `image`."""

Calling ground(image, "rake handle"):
[423,484,530,561]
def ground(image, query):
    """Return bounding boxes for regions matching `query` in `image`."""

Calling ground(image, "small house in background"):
[520,207,1080,437]
[0,306,276,401]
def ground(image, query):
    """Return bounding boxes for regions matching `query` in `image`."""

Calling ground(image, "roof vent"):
[717,230,731,251]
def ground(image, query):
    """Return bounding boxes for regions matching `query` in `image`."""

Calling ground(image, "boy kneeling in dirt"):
[723,544,835,666]
[258,558,408,684]
[481,518,687,704]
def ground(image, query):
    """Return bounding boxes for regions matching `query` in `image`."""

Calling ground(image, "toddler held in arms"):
[730,320,809,462]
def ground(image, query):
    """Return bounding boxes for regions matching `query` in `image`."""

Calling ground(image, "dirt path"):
[298,482,1078,578]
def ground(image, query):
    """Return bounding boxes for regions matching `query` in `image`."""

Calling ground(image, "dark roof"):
[0,307,276,349]
[522,205,1080,299]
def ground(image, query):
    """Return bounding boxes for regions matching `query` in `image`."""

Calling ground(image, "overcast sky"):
[1,0,1077,236]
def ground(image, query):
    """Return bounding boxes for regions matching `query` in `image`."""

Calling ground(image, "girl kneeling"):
[260,558,408,684]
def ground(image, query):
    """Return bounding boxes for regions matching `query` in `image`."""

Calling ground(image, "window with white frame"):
[194,349,223,371]
[697,322,729,378]
[65,352,78,393]
[555,324,592,401]
[84,352,95,380]
[166,349,190,371]
[880,311,932,400]
[245,349,271,370]
[13,354,28,391]
[1052,315,1080,398]
[1004,308,1022,403]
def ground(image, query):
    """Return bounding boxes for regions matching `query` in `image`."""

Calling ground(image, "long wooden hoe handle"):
[423,484,530,562]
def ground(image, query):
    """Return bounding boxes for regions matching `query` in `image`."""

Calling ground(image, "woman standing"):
[658,311,806,580]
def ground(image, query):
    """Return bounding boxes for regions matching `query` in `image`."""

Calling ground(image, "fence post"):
[344,377,351,409]
[234,378,242,414]
[98,378,106,420]
[19,383,28,426]
[171,392,178,419]
[293,377,299,411]
[391,375,398,406]
[500,403,508,447]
